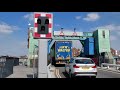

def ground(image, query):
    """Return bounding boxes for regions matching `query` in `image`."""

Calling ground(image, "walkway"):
[7,66,34,78]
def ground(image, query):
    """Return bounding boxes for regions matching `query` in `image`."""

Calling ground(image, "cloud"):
[83,13,100,21]
[92,24,120,31]
[72,40,82,49]
[55,24,60,27]
[75,16,81,20]
[24,13,34,22]
[0,22,20,34]
[0,38,28,56]
[110,35,117,41]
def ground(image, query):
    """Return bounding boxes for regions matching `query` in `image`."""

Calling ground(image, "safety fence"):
[101,63,120,70]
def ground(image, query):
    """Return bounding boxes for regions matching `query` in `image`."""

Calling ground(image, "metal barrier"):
[33,63,55,78]
[101,63,120,70]
[47,64,52,78]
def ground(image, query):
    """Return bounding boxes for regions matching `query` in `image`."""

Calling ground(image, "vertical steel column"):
[38,39,48,78]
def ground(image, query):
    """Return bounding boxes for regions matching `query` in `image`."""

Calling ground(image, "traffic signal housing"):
[37,17,49,34]
[33,13,53,39]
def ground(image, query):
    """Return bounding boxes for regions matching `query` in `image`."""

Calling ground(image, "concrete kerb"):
[97,66,120,73]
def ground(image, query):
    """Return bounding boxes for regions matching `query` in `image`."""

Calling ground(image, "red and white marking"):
[59,31,64,36]
[72,32,77,36]
[33,12,53,39]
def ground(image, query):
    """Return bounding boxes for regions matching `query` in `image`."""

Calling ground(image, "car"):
[65,57,97,78]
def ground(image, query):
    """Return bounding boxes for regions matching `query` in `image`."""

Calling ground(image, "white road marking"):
[56,69,60,78]
[55,69,60,78]
[55,69,58,78]
[55,69,62,78]
[57,69,62,78]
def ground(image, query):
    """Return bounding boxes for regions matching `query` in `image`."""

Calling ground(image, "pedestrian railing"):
[101,63,120,70]
[34,63,55,78]
[47,64,53,78]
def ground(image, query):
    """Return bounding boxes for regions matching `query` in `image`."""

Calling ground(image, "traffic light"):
[37,17,49,34]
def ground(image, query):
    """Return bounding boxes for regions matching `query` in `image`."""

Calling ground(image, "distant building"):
[0,56,19,78]
[111,48,116,56]
[117,51,120,57]
[19,55,28,66]
[72,48,80,57]
[111,48,120,57]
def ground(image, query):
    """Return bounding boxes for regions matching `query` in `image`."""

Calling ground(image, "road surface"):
[55,65,120,78]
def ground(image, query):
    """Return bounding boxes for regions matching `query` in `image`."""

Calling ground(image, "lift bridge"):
[31,28,114,78]
[48,29,114,65]
[48,30,93,53]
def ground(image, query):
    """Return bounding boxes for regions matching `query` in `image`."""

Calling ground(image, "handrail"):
[47,64,52,78]
[101,63,120,70]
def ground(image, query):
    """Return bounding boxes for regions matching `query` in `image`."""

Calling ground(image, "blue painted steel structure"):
[84,37,94,56]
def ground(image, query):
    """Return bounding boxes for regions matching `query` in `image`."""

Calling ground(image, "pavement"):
[6,65,34,78]
[6,65,57,78]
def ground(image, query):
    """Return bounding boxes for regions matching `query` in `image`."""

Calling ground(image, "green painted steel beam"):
[52,36,92,40]
[83,32,93,37]
[49,32,93,54]
[80,40,84,46]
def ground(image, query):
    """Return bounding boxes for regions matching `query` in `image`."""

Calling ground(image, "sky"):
[0,12,120,56]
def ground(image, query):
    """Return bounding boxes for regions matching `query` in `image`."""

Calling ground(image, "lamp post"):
[33,45,38,78]
[28,23,31,27]
[27,23,31,67]
[60,28,64,36]
[28,23,31,32]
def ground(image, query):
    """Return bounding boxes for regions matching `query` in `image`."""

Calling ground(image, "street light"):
[28,23,31,26]
[27,23,32,67]
[74,28,76,32]
[28,23,31,30]
[60,28,64,36]
[61,28,64,30]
